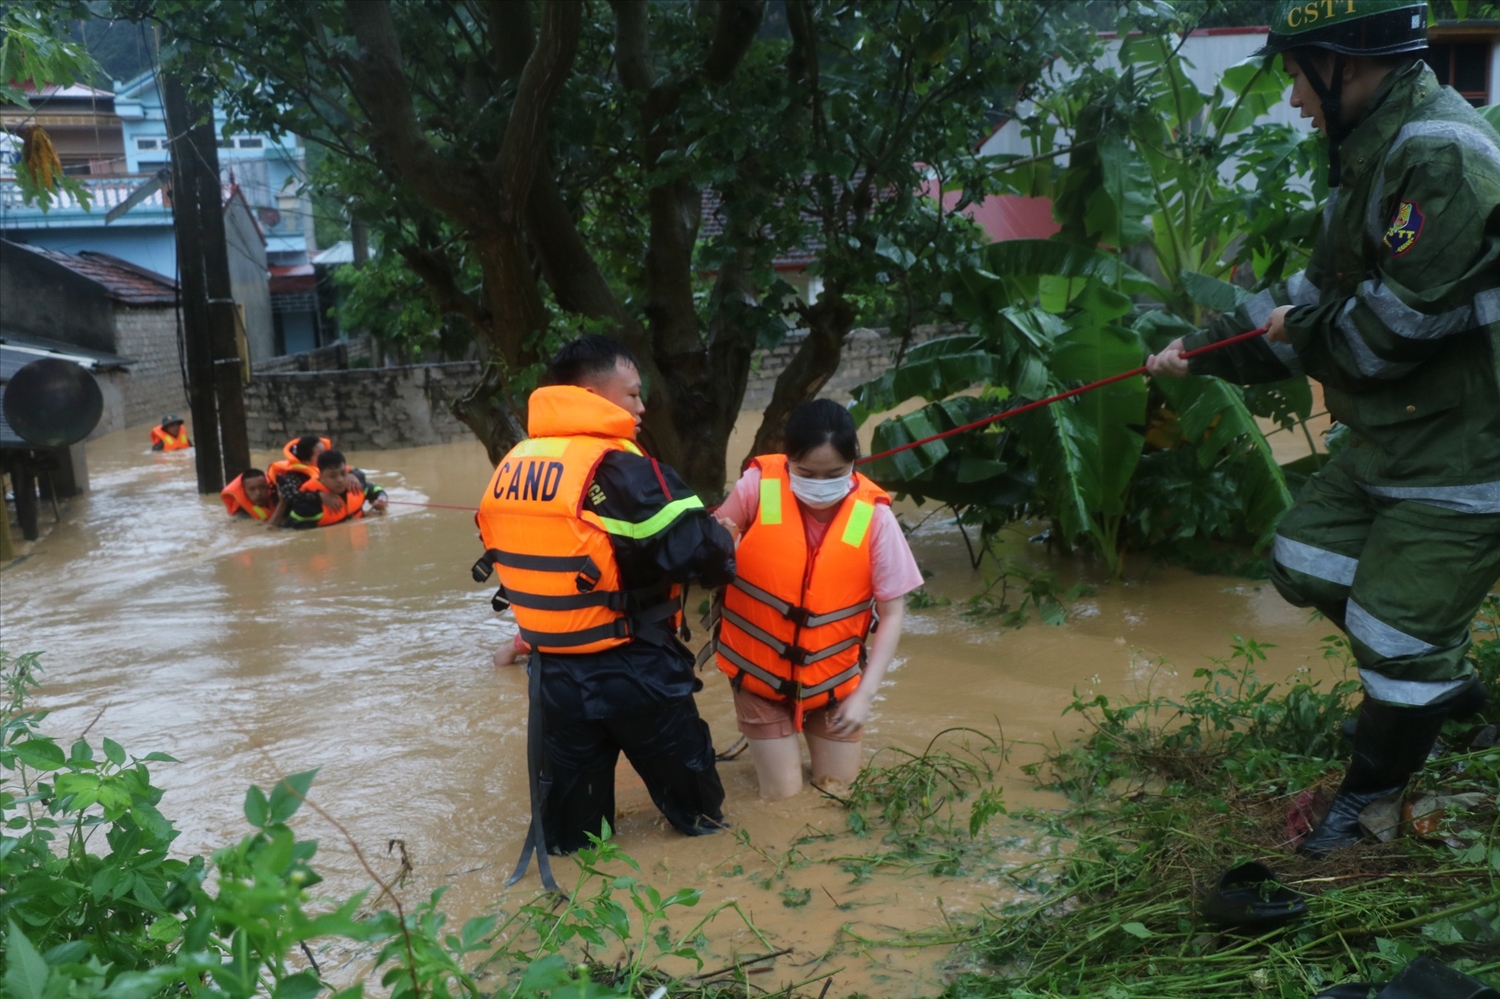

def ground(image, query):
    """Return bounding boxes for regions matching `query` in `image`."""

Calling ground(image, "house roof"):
[699,189,822,271]
[314,241,354,266]
[9,241,177,304]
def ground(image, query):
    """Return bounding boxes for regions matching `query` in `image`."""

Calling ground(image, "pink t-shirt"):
[717,467,924,602]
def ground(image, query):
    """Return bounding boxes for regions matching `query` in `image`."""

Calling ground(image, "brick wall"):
[111,304,189,429]
[242,361,480,451]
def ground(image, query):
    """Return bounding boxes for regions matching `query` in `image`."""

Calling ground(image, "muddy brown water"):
[3,420,1338,996]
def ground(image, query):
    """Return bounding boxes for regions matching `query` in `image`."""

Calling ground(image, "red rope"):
[385,499,481,512]
[386,328,1268,509]
[857,327,1268,466]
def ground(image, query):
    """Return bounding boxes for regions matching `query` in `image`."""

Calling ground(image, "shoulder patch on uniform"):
[1383,200,1425,257]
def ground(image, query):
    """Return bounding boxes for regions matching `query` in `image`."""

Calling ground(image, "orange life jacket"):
[221,474,272,521]
[715,454,889,726]
[474,386,680,655]
[266,458,319,489]
[282,437,332,462]
[298,476,366,527]
[151,425,191,450]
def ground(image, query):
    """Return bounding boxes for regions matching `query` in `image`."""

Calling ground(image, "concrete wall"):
[241,361,479,451]
[739,326,945,411]
[0,240,117,352]
[112,304,188,429]
[240,328,954,452]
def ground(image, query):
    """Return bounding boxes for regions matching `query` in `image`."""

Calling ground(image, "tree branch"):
[611,0,653,91]
[344,0,486,221]
[489,0,536,81]
[396,241,491,332]
[702,0,764,83]
[492,0,582,221]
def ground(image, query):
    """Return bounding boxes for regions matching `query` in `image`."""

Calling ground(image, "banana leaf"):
[980,239,1160,298]
[1154,374,1295,546]
[848,335,1003,423]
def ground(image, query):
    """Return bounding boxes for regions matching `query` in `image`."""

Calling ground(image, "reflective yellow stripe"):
[512,437,570,458]
[760,478,782,526]
[841,500,874,547]
[597,496,705,539]
[617,439,643,456]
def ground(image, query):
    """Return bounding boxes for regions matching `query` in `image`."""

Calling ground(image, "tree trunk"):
[745,283,855,466]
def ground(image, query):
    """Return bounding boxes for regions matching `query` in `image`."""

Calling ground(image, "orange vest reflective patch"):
[282,437,332,462]
[475,385,678,656]
[715,454,888,724]
[298,477,365,527]
[266,458,318,489]
[151,425,190,450]
[221,474,272,521]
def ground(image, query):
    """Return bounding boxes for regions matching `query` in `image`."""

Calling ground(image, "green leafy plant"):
[853,6,1325,575]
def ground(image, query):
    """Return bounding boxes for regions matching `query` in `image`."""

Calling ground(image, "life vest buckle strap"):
[518,619,631,649]
[491,588,511,613]
[803,602,871,628]
[729,579,794,617]
[575,557,602,593]
[472,548,503,583]
[799,635,863,666]
[799,662,863,699]
[494,550,594,573]
[720,607,793,659]
[717,644,786,693]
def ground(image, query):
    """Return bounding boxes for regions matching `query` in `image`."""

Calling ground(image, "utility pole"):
[162,74,251,492]
[164,74,222,495]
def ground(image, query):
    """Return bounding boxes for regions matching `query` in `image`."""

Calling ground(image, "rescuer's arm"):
[267,496,291,528]
[827,596,904,735]
[151,439,165,451]
[1281,150,1500,393]
[284,491,331,529]
[352,469,388,512]
[1148,273,1314,383]
[587,451,736,588]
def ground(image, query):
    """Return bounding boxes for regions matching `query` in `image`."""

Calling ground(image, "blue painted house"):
[0,70,325,358]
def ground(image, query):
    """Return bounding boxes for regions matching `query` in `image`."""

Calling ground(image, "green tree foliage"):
[91,0,1093,496]
[855,3,1326,573]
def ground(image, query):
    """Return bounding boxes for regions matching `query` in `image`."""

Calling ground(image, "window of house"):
[135,137,166,151]
[1427,42,1491,107]
[236,137,264,149]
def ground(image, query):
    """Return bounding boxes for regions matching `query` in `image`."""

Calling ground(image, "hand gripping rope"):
[859,327,1269,465]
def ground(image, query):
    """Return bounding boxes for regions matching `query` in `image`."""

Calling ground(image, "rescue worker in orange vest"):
[284,449,387,529]
[282,435,331,462]
[708,400,923,799]
[149,414,191,451]
[221,468,275,521]
[267,435,327,527]
[475,336,735,880]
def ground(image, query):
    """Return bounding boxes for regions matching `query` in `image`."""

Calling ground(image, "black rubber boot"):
[1339,674,1490,740]
[1298,696,1449,859]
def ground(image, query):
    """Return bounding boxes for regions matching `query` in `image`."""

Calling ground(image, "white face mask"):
[789,471,853,509]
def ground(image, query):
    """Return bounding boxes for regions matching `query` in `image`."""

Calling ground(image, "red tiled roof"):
[15,243,177,304]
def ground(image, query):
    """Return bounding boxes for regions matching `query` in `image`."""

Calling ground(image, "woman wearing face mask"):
[711,399,923,799]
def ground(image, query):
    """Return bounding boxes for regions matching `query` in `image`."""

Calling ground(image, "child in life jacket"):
[711,399,922,799]
[284,449,388,529]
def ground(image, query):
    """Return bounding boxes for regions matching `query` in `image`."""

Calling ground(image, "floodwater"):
[2,419,1339,997]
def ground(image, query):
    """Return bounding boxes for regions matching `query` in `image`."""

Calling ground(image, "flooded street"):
[3,422,1340,997]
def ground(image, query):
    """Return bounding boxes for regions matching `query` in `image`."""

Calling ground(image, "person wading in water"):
[1148,0,1500,857]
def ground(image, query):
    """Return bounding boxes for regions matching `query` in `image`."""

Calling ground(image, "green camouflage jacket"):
[1184,62,1500,510]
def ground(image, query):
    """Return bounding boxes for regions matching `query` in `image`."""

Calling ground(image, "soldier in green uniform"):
[1148,0,1500,857]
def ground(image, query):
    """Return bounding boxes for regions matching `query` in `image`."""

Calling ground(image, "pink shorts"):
[731,685,860,743]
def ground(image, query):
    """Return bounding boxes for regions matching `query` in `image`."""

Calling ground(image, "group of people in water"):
[475,335,919,868]
[149,414,387,529]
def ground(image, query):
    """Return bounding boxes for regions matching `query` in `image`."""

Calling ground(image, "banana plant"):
[853,10,1326,573]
